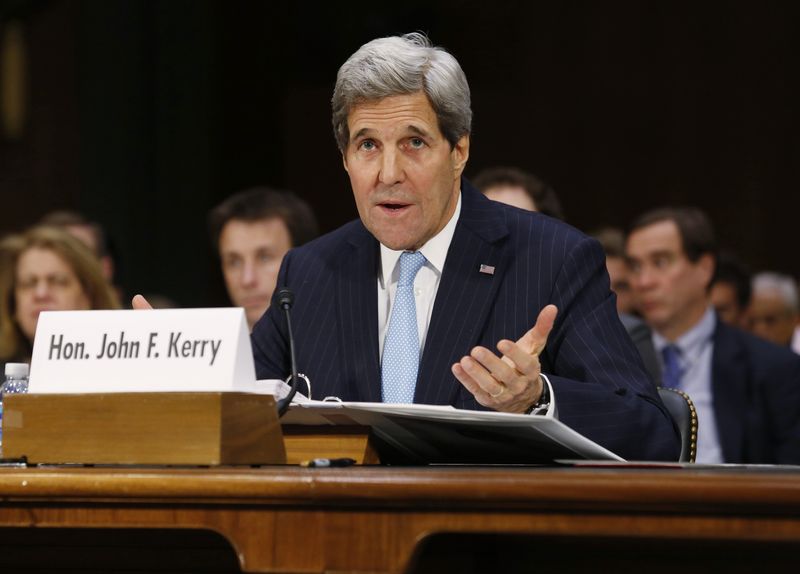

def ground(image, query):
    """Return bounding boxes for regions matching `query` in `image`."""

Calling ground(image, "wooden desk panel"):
[1,466,800,573]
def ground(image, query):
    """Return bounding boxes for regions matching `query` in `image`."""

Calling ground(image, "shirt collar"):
[653,306,716,360]
[379,190,462,288]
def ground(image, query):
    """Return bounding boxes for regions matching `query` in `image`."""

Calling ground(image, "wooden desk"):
[1,465,800,573]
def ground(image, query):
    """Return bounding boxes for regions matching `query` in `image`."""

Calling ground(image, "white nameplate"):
[29,308,257,394]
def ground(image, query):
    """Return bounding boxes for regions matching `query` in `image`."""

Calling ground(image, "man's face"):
[219,218,292,329]
[625,220,714,340]
[483,185,536,211]
[748,291,798,346]
[343,92,469,251]
[710,281,746,327]
[606,255,636,315]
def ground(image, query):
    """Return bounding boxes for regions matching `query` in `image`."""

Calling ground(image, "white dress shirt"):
[653,307,723,463]
[378,194,461,357]
[376,191,555,416]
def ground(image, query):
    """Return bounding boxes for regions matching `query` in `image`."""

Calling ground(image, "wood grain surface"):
[1,465,800,572]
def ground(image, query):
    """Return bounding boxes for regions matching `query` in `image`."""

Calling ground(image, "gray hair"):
[331,32,472,152]
[752,272,799,311]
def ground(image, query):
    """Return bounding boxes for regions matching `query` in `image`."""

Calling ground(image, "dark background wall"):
[1,0,798,307]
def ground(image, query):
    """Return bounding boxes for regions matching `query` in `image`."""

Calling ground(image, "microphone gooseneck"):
[276,288,298,416]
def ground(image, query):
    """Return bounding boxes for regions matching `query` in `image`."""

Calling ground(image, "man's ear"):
[342,152,349,173]
[452,135,470,178]
[698,253,715,286]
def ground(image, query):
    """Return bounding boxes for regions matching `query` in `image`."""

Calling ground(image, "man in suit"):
[251,33,679,461]
[208,187,318,331]
[625,207,800,464]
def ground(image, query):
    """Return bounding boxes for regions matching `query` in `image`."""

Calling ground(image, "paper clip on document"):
[284,373,312,400]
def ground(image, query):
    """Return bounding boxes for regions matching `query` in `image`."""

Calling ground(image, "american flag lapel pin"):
[479,264,495,275]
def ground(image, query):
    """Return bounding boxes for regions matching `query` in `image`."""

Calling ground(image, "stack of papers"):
[257,380,623,464]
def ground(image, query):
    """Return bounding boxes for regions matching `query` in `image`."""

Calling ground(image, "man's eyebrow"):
[407,125,432,138]
[352,127,374,140]
[628,249,674,263]
[351,125,434,141]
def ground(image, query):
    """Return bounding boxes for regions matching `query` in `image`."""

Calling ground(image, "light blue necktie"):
[381,251,427,403]
[661,344,684,389]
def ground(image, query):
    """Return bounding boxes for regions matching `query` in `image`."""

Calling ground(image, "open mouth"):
[378,202,411,213]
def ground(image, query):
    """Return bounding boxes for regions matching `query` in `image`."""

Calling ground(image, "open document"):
[260,380,624,464]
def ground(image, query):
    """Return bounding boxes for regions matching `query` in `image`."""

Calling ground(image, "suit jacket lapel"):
[336,224,382,401]
[415,182,511,405]
[712,322,748,462]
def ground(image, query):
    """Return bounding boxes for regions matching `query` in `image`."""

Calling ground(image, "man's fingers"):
[453,304,557,413]
[452,362,494,402]
[497,339,540,379]
[518,304,558,355]
[459,354,507,396]
[462,346,535,398]
[470,346,519,384]
[454,351,513,399]
[131,294,154,310]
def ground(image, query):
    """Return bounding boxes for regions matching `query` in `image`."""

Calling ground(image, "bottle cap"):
[4,363,29,377]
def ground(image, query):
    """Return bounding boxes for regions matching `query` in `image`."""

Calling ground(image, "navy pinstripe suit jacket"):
[252,180,680,461]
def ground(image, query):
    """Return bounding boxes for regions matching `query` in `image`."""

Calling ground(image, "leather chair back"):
[658,387,698,463]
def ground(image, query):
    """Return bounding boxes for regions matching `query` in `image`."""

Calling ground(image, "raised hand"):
[451,304,557,413]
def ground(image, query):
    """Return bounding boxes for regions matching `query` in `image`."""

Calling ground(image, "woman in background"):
[0,226,120,365]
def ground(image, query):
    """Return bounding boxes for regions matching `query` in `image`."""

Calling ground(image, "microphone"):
[276,288,299,416]
[277,288,294,310]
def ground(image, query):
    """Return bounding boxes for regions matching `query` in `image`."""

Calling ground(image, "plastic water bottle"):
[0,363,29,456]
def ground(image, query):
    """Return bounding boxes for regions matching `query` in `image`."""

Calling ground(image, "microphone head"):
[277,288,294,310]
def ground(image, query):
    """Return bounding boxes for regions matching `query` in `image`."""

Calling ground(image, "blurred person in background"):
[39,210,116,284]
[208,186,318,330]
[625,206,800,464]
[710,251,752,329]
[748,272,799,351]
[473,166,564,220]
[592,226,660,386]
[0,226,120,366]
[592,226,638,316]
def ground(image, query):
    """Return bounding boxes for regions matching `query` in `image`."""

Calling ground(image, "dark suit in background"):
[619,313,662,388]
[627,312,800,464]
[252,181,680,461]
[711,320,800,464]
